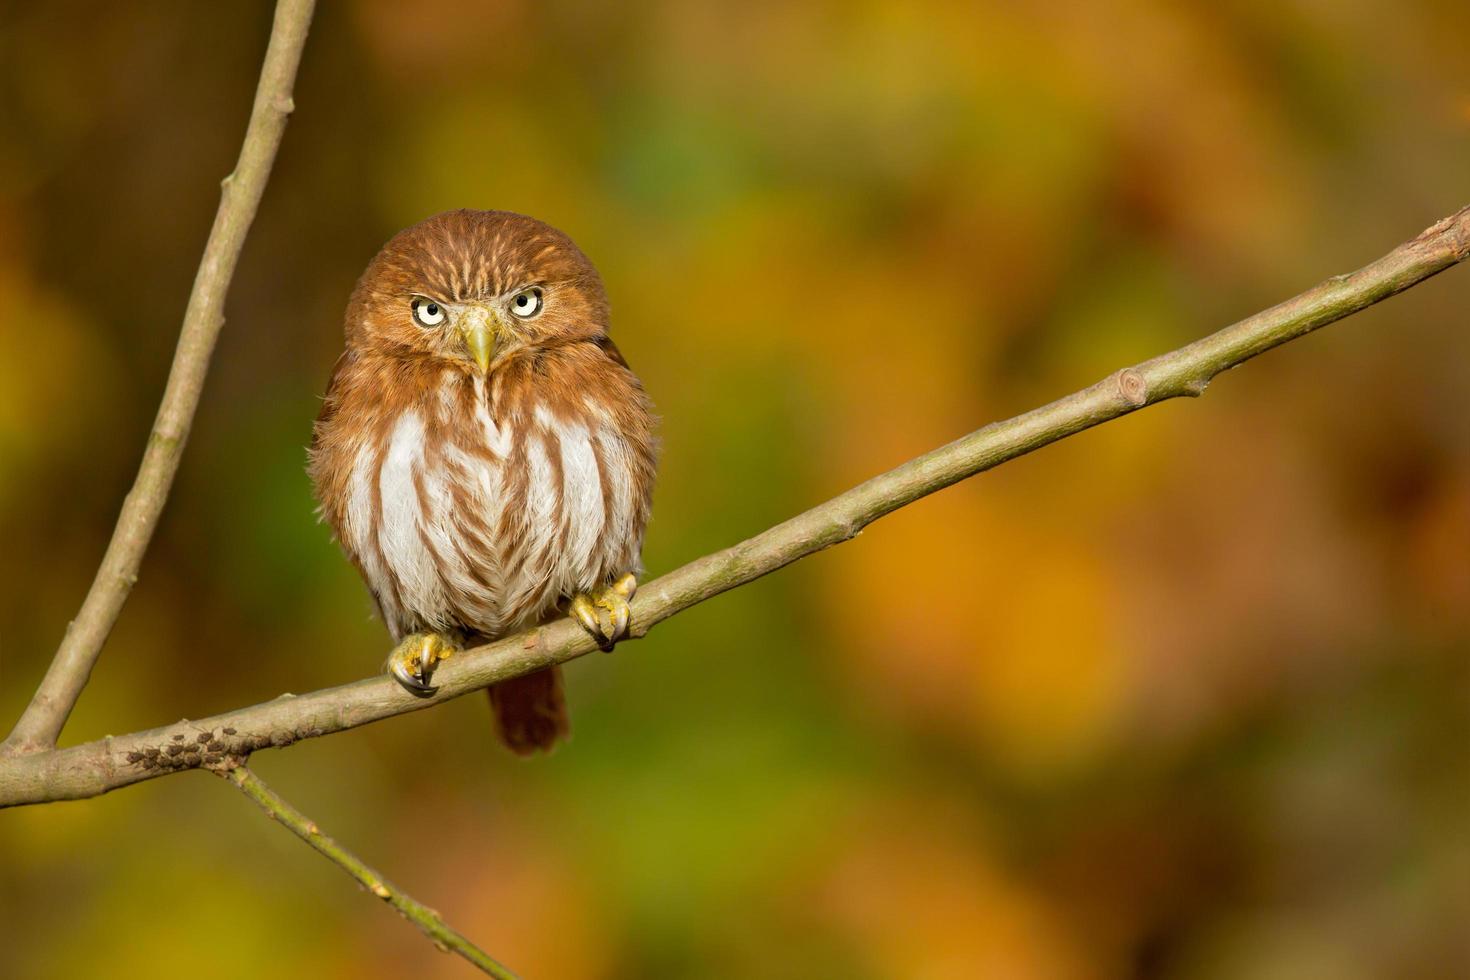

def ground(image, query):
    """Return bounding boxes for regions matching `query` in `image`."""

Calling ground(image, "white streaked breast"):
[345,438,399,628]
[597,425,638,566]
[556,421,605,581]
[376,410,450,632]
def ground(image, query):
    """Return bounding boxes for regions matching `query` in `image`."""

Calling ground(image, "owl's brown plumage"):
[310,210,657,753]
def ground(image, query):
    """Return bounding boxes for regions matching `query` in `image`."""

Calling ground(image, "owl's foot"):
[569,573,638,652]
[386,632,457,697]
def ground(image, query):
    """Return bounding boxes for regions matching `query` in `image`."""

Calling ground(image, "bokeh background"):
[2,2,1467,977]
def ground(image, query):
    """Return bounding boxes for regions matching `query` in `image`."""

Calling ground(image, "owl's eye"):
[411,297,446,328]
[508,287,542,319]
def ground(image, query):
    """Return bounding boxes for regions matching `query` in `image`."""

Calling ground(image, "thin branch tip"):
[222,766,516,977]
[1,0,318,756]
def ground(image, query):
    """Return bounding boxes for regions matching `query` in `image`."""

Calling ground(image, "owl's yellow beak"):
[458,307,497,373]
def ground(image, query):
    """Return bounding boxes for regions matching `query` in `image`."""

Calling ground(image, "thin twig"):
[0,0,317,756]
[1,204,1466,807]
[222,767,519,979]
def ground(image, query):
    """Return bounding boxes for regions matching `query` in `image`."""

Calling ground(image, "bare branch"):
[0,0,318,756]
[1,203,1466,807]
[223,767,519,978]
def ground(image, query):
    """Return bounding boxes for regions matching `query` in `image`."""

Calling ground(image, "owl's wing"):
[595,335,632,370]
[311,350,355,448]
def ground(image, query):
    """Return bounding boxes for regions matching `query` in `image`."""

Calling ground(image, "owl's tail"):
[488,666,570,755]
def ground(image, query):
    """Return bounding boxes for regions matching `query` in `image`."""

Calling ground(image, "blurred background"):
[1,2,1467,977]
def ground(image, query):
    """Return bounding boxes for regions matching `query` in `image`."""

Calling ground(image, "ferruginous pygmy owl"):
[310,210,657,754]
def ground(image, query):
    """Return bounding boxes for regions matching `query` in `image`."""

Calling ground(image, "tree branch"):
[2,203,1466,808]
[223,766,519,978]
[1,0,317,756]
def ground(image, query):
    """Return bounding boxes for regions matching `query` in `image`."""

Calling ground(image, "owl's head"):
[344,209,610,371]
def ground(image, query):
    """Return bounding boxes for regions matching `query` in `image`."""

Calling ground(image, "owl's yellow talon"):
[603,598,630,642]
[570,574,638,652]
[386,632,456,697]
[569,595,606,648]
[609,572,638,600]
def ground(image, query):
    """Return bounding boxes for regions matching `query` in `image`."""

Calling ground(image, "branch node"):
[1114,369,1149,408]
[1417,204,1470,259]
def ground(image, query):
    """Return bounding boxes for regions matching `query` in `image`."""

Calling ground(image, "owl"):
[309,210,657,754]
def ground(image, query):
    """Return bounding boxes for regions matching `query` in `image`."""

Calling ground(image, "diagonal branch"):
[1,203,1466,808]
[224,767,520,978]
[1,0,317,756]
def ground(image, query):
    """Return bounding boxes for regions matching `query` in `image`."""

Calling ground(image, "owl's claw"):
[570,573,638,653]
[386,632,456,697]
